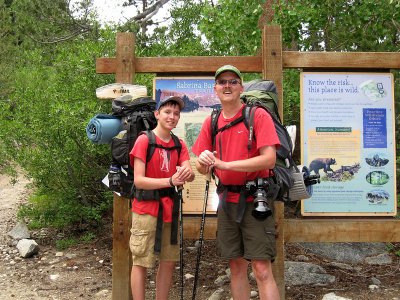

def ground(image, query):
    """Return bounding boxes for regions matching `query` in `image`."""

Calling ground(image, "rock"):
[285,261,335,286]
[296,255,309,262]
[369,284,379,291]
[328,261,354,271]
[8,221,30,240]
[224,268,231,277]
[371,276,381,285]
[322,292,352,300]
[195,240,202,248]
[208,287,224,300]
[214,274,230,286]
[16,239,39,258]
[365,253,392,265]
[250,290,258,298]
[299,242,387,264]
[95,289,110,297]
[49,274,60,281]
[184,273,194,280]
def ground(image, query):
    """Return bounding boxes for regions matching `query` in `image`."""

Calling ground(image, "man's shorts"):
[216,201,276,261]
[129,212,179,268]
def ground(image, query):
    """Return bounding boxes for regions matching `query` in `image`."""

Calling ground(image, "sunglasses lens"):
[216,79,240,86]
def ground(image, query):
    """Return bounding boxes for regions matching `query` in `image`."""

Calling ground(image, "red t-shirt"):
[129,133,190,222]
[192,104,280,203]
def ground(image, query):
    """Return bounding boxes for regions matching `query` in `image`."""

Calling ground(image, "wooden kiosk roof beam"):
[96,52,400,74]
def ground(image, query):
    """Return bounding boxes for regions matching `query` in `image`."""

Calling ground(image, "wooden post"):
[262,25,286,299]
[112,32,135,300]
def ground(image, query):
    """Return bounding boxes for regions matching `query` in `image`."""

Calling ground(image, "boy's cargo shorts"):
[129,212,179,268]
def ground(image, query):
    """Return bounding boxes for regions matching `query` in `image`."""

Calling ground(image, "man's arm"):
[213,145,276,172]
[196,145,276,173]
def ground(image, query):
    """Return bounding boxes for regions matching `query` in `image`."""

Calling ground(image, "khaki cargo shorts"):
[129,212,179,268]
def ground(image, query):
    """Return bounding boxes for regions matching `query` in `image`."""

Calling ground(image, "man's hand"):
[198,150,216,166]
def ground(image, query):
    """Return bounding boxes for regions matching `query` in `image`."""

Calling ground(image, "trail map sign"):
[300,72,397,216]
[154,77,220,214]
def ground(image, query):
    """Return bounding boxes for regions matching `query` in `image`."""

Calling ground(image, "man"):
[192,65,280,299]
[129,96,195,300]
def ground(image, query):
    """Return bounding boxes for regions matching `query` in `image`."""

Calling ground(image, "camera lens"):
[252,190,272,220]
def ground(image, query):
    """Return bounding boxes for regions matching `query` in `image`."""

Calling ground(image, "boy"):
[129,96,195,300]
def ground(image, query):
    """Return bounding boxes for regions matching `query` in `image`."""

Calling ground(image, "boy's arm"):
[133,157,172,190]
[177,160,195,183]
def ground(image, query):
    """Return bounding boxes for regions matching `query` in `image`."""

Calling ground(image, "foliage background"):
[0,0,399,235]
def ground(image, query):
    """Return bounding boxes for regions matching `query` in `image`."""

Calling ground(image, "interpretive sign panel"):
[300,72,396,216]
[154,77,220,214]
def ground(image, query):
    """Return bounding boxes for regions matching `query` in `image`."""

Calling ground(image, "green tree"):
[1,0,399,234]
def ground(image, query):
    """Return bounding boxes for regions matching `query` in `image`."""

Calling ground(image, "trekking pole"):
[191,171,212,300]
[177,185,184,300]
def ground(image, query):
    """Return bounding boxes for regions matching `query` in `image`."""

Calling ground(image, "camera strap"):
[216,181,248,223]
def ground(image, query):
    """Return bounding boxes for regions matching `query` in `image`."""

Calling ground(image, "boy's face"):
[155,102,181,130]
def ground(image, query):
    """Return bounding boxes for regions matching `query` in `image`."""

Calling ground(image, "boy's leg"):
[155,261,176,300]
[131,265,147,300]
[156,222,180,300]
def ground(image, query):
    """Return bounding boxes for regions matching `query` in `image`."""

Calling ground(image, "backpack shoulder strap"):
[170,132,182,158]
[211,108,222,150]
[244,101,279,151]
[143,130,156,163]
[144,130,182,163]
[211,108,246,150]
[243,102,260,150]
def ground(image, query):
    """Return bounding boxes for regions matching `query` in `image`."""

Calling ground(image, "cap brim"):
[157,96,185,110]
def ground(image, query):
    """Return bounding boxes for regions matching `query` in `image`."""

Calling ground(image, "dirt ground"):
[0,171,399,300]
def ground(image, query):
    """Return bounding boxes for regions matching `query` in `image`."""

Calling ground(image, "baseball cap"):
[157,96,185,110]
[215,65,242,80]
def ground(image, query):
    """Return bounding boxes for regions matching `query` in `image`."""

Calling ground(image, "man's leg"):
[229,257,250,299]
[131,265,147,300]
[155,261,175,300]
[251,259,280,300]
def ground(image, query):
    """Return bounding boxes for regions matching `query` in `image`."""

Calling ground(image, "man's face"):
[214,71,243,103]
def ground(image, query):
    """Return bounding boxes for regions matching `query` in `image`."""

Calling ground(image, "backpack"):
[109,95,158,197]
[210,79,300,202]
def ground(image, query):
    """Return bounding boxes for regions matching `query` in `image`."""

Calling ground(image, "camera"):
[246,178,277,220]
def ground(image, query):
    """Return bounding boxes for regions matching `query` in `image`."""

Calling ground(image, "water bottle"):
[108,165,121,192]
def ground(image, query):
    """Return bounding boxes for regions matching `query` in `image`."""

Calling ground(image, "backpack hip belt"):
[135,187,175,201]
[135,187,179,254]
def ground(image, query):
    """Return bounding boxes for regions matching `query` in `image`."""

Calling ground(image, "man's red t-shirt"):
[192,104,280,203]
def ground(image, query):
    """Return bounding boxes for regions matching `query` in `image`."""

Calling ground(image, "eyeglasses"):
[215,79,241,86]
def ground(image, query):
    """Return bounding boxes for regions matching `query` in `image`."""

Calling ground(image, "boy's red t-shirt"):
[129,133,190,222]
